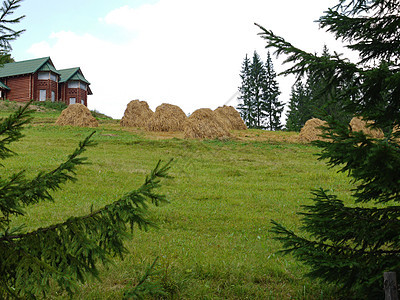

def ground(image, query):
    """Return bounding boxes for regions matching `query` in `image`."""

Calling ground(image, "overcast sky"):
[11,0,349,119]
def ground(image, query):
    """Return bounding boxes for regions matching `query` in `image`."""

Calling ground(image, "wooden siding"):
[36,78,58,101]
[59,83,88,106]
[0,65,90,107]
[4,75,32,101]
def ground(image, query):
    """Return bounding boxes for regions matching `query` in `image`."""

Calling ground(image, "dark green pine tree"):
[237,54,254,127]
[238,51,282,130]
[249,51,267,129]
[285,80,309,131]
[237,51,266,129]
[261,51,283,131]
[306,45,352,124]
[257,0,400,297]
[0,105,171,298]
[0,1,172,298]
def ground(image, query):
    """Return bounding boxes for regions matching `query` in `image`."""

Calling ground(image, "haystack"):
[146,103,187,132]
[184,108,231,139]
[298,118,327,142]
[120,100,154,128]
[214,105,247,130]
[350,117,384,138]
[56,103,98,127]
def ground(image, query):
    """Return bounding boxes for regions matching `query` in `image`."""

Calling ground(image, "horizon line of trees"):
[237,50,284,131]
[237,46,352,131]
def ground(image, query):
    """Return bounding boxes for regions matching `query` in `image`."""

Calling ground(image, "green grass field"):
[3,107,353,299]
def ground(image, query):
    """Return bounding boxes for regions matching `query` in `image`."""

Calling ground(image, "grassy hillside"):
[2,107,352,299]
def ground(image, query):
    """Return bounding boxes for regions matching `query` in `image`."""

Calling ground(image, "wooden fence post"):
[384,272,398,300]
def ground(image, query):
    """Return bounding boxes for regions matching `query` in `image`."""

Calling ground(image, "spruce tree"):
[285,80,309,131]
[262,51,283,131]
[285,46,352,132]
[306,45,352,124]
[0,104,171,298]
[237,51,282,130]
[0,1,172,298]
[237,51,266,129]
[257,0,400,297]
[237,54,254,127]
[249,51,267,129]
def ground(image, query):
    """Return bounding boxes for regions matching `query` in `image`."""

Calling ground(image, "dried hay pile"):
[298,118,327,142]
[120,100,154,128]
[184,108,231,139]
[214,105,247,130]
[350,117,384,138]
[146,103,187,132]
[56,104,98,127]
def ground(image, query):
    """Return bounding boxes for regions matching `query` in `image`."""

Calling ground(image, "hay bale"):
[184,108,231,139]
[146,103,187,132]
[350,117,384,138]
[56,103,98,127]
[214,105,247,130]
[298,118,327,142]
[120,100,154,128]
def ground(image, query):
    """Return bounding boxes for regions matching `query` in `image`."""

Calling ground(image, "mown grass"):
[4,113,353,299]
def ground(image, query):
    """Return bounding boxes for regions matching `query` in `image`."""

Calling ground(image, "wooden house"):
[0,57,92,106]
[58,67,92,106]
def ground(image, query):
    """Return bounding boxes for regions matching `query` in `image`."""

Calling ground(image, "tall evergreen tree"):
[285,80,309,131]
[0,1,172,298]
[0,105,171,298]
[286,46,352,131]
[237,54,254,127]
[257,0,400,297]
[237,51,282,130]
[262,52,283,130]
[306,45,352,123]
[249,51,267,129]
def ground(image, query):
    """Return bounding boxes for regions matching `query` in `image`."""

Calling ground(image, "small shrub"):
[33,100,68,111]
[91,109,113,120]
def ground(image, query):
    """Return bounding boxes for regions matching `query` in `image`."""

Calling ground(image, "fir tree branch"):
[271,219,400,256]
[0,159,172,296]
[0,101,33,160]
[0,131,97,227]
[0,0,24,51]
[254,23,361,87]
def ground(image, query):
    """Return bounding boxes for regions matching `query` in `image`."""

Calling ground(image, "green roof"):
[58,67,90,85]
[39,62,59,74]
[0,57,60,78]
[0,81,10,90]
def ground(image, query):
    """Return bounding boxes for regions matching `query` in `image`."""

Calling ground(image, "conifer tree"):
[306,45,352,124]
[237,54,254,127]
[257,0,400,297]
[237,51,282,130]
[261,51,283,130]
[285,46,351,132]
[0,1,172,298]
[0,104,171,298]
[0,0,24,54]
[237,51,265,128]
[285,80,309,131]
[249,51,267,129]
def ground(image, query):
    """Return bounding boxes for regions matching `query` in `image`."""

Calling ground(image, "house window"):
[51,91,55,102]
[39,90,46,101]
[38,72,57,82]
[68,81,79,88]
[81,99,84,104]
[80,83,87,91]
[38,72,49,80]
[69,97,76,104]
[50,73,57,82]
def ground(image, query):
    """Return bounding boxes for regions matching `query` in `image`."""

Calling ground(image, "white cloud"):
[27,0,349,119]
